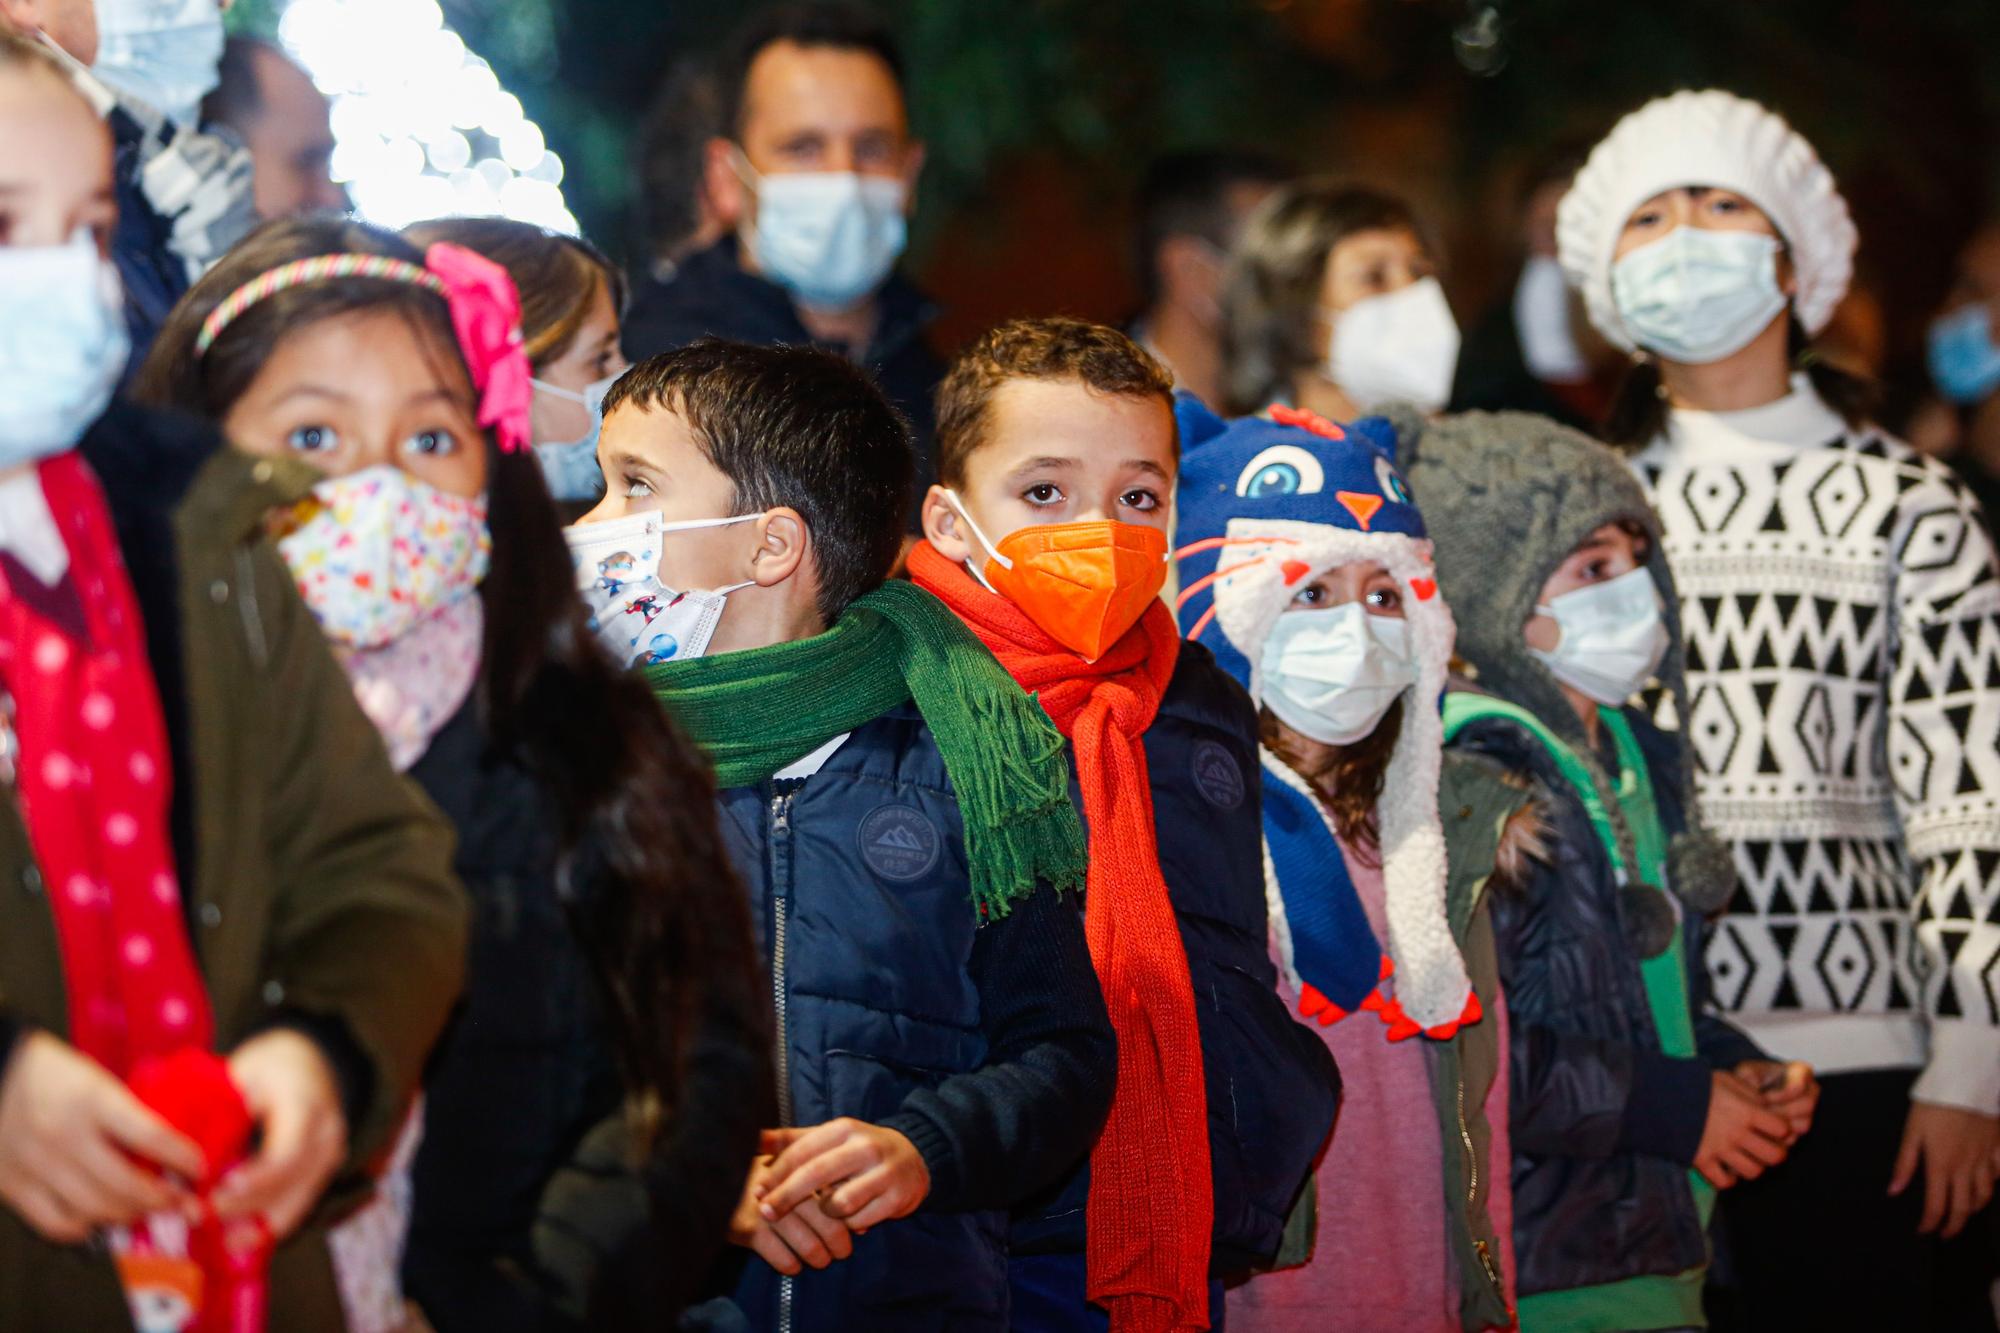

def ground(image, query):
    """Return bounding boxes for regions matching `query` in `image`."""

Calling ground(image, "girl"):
[1171,397,1525,1332]
[1220,179,1460,419]
[136,216,770,1332]
[1558,89,2000,1330]
[0,33,463,1331]
[404,217,628,507]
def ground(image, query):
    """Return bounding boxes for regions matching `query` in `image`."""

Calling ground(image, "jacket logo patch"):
[858,804,942,882]
[1191,739,1245,809]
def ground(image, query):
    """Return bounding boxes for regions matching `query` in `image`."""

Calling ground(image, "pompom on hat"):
[1557,89,1857,355]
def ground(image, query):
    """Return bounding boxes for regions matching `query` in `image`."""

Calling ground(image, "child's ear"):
[920,485,972,564]
[749,507,810,588]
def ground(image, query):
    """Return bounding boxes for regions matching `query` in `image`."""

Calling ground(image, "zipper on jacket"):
[768,786,796,1333]
[1457,1072,1508,1311]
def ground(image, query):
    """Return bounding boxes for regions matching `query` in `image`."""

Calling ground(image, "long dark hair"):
[135,217,767,1128]
[1260,697,1404,862]
[1600,315,1880,450]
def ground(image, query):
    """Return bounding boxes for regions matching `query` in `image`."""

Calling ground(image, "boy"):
[909,318,1339,1331]
[572,337,1117,1333]
[1403,410,1818,1331]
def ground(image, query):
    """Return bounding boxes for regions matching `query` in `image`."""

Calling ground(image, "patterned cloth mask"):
[563,509,759,666]
[277,466,491,650]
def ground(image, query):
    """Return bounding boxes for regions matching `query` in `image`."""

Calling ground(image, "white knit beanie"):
[1557,89,1857,355]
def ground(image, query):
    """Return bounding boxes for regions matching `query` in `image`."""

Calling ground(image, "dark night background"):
[241,0,2000,416]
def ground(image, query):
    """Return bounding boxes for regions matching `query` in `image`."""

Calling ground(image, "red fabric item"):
[0,453,261,1332]
[910,541,1213,1332]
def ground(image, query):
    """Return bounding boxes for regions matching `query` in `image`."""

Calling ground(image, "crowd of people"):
[0,1,1996,1331]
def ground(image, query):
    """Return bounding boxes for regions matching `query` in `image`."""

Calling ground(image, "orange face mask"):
[947,490,1170,661]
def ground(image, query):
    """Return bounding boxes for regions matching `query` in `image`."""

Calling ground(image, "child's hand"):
[1694,1070,1793,1190]
[756,1119,931,1234]
[727,1152,854,1275]
[1735,1059,1819,1143]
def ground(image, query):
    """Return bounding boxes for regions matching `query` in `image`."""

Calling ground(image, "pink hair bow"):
[423,242,534,454]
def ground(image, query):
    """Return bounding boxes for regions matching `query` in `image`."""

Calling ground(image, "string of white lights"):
[275,0,575,233]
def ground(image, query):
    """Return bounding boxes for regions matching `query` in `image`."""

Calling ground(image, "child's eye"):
[1367,587,1402,611]
[405,429,456,456]
[1120,488,1160,513]
[623,476,653,499]
[286,425,338,453]
[1292,584,1323,606]
[1023,483,1064,506]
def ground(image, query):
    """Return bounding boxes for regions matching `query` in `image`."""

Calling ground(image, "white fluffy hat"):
[1557,89,1857,355]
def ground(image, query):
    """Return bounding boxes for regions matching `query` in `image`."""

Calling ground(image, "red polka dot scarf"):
[0,453,260,1331]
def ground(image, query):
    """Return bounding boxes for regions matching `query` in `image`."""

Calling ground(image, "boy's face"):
[921,378,1176,568]
[584,402,762,596]
[1524,521,1648,652]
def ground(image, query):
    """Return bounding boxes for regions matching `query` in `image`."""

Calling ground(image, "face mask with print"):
[1325,276,1461,413]
[1927,303,2000,406]
[736,149,908,311]
[276,465,492,650]
[91,0,226,129]
[562,509,762,666]
[1260,602,1415,746]
[1611,226,1788,365]
[1530,566,1670,707]
[0,233,129,465]
[531,374,617,502]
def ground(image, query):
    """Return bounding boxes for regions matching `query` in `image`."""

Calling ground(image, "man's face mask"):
[531,374,616,502]
[1529,566,1670,707]
[1260,601,1415,746]
[1927,303,2000,407]
[91,0,227,129]
[735,148,908,311]
[0,232,128,464]
[1611,225,1788,365]
[563,509,763,666]
[944,489,1169,661]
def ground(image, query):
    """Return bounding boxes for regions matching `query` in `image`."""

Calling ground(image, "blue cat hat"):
[1173,393,1475,1040]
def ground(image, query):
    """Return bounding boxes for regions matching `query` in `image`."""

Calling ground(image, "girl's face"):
[1315,226,1433,351]
[222,308,488,497]
[1284,559,1404,618]
[1614,186,1784,261]
[0,64,115,252]
[530,275,628,446]
[1524,521,1648,652]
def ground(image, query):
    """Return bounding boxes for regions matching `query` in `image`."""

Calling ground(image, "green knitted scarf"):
[646,578,1087,919]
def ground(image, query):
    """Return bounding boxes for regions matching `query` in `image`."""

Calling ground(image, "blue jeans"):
[1007,1252,1226,1332]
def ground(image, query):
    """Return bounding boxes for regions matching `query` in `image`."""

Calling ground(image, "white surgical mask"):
[1325,276,1461,413]
[531,374,617,502]
[1514,253,1590,384]
[1530,566,1669,706]
[1611,226,1787,365]
[92,0,226,129]
[563,509,762,666]
[0,233,129,465]
[1260,602,1415,746]
[736,149,908,311]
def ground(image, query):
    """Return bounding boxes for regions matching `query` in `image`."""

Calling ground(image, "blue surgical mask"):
[531,374,617,502]
[0,234,129,464]
[735,149,908,311]
[92,0,226,129]
[1927,304,2000,406]
[1611,226,1788,365]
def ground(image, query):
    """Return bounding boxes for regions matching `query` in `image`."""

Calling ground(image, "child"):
[1170,396,1528,1331]
[1403,410,1818,1332]
[910,318,1339,1331]
[572,337,1118,1333]
[138,218,771,1332]
[0,34,463,1331]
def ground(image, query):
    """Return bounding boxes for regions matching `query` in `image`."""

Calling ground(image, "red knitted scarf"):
[909,542,1212,1331]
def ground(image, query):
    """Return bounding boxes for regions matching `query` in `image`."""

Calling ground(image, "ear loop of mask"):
[941,489,1012,592]
[658,510,769,596]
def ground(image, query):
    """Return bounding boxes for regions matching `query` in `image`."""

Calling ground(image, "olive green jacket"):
[0,409,467,1331]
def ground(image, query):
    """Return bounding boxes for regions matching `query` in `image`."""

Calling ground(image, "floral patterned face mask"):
[276,464,492,649]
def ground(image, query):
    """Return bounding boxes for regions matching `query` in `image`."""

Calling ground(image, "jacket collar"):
[81,398,321,544]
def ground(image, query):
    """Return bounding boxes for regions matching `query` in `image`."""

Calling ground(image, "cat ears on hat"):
[1174,391,1411,466]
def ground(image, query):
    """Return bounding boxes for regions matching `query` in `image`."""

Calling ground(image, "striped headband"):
[193,242,533,454]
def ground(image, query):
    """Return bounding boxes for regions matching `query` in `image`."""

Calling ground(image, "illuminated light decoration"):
[276,0,576,233]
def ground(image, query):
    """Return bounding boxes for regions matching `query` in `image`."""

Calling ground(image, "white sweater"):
[1635,376,2000,1113]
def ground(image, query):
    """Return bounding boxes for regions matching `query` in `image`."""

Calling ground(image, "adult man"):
[202,36,344,221]
[622,3,937,527]
[1127,148,1291,410]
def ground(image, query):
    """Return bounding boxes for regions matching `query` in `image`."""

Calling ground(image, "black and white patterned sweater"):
[1634,377,2000,1114]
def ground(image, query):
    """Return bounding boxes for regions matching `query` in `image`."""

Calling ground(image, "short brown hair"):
[403,216,625,371]
[934,317,1177,489]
